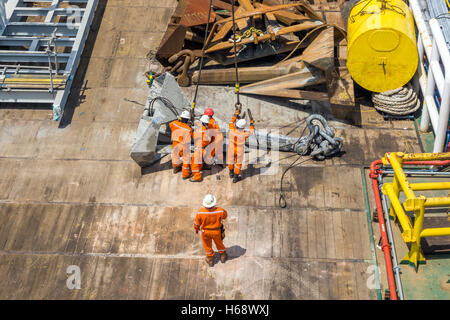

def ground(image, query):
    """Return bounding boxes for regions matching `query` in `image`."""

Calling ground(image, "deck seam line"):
[0,199,365,212]
[0,250,373,263]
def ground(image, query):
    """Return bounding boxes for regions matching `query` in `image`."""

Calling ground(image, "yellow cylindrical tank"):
[346,0,418,93]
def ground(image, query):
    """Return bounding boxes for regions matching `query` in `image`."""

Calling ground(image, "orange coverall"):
[205,117,224,165]
[169,120,192,179]
[191,122,211,181]
[194,206,228,257]
[227,112,255,175]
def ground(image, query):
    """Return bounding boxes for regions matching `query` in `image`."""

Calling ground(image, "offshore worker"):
[169,110,192,179]
[203,108,224,167]
[194,194,228,267]
[227,108,255,183]
[190,115,212,182]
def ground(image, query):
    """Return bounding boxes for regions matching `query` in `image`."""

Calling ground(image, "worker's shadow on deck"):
[212,245,246,265]
[141,161,226,177]
[239,160,274,182]
[140,159,173,175]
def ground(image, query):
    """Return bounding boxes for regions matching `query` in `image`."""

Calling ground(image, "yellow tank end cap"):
[369,30,400,52]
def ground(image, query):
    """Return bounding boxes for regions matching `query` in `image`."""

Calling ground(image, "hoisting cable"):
[231,0,242,111]
[191,0,214,118]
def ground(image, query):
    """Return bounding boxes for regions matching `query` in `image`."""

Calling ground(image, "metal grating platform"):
[0,0,98,120]
[425,0,450,50]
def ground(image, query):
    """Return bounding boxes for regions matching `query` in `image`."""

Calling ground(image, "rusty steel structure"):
[153,0,354,106]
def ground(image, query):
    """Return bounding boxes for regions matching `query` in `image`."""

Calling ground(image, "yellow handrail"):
[381,152,450,269]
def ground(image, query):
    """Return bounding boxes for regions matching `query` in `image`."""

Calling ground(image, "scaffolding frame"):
[0,0,98,120]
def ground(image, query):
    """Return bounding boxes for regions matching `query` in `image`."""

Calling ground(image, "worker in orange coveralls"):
[190,115,212,182]
[194,194,227,267]
[227,109,255,183]
[169,110,192,179]
[203,108,224,167]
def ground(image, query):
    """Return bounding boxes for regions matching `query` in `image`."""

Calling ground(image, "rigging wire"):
[231,0,242,110]
[191,0,214,114]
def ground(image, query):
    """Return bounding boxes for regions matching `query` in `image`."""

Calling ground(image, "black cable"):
[435,13,450,20]
[278,121,308,151]
[231,0,241,108]
[192,0,213,110]
[278,156,312,209]
[150,97,178,117]
[349,0,371,22]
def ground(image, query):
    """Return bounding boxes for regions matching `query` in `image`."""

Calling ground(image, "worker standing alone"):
[169,110,193,179]
[203,108,224,167]
[190,115,212,182]
[227,109,255,183]
[194,194,227,267]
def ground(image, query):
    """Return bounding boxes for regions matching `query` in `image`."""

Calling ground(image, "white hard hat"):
[236,118,246,129]
[202,194,217,208]
[200,115,210,124]
[180,110,190,119]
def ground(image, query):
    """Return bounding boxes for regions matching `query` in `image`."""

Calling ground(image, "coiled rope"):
[371,84,421,116]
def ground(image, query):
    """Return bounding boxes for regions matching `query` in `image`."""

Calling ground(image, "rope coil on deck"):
[371,84,421,116]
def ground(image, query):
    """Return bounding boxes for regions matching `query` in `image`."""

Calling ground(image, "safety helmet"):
[204,108,214,116]
[180,110,190,120]
[203,194,217,208]
[200,115,210,125]
[236,118,246,129]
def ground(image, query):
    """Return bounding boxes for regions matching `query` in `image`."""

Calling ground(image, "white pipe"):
[413,35,425,94]
[416,30,431,131]
[430,19,450,153]
[410,0,435,132]
[424,37,441,132]
[425,95,440,130]
[424,37,439,132]
[410,0,433,59]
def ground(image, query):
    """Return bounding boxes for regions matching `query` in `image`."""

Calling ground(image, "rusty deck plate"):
[179,0,216,27]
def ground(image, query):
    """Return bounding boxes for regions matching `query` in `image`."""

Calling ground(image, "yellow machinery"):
[347,0,418,93]
[381,152,450,269]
